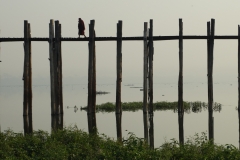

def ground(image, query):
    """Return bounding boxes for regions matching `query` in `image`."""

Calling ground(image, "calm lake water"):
[0,81,238,148]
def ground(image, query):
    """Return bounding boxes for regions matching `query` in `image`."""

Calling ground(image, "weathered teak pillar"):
[49,19,56,115]
[148,19,154,149]
[143,22,149,144]
[207,19,215,142]
[28,23,32,115]
[116,20,123,142]
[178,19,184,144]
[23,20,32,116]
[49,20,63,115]
[0,29,1,62]
[92,30,96,128]
[54,20,63,115]
[54,21,59,114]
[87,20,97,134]
[238,25,240,150]
[58,24,63,114]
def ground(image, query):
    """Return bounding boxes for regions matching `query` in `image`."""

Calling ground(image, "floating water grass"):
[80,101,222,113]
[96,91,110,95]
[1,127,239,159]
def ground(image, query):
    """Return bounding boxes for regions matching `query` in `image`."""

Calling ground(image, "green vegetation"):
[80,101,222,113]
[0,127,239,159]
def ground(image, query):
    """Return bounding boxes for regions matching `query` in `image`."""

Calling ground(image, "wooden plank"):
[178,19,184,144]
[54,20,60,115]
[143,22,149,143]
[49,19,56,115]
[238,25,240,149]
[23,20,29,116]
[148,19,154,149]
[28,23,32,116]
[116,20,123,142]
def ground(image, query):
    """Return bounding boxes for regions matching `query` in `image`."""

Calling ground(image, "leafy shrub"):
[0,128,239,159]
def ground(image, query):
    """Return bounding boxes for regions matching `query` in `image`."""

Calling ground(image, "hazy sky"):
[1,0,240,85]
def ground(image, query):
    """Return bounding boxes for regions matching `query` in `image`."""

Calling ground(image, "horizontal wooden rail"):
[0,35,240,42]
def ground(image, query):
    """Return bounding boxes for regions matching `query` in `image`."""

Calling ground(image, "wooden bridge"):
[1,18,240,149]
[0,35,240,42]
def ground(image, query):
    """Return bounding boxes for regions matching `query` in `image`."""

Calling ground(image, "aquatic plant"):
[81,101,222,113]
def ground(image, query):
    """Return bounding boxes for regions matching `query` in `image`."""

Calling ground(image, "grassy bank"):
[0,127,239,159]
[80,101,222,113]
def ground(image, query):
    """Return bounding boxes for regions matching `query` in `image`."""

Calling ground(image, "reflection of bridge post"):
[51,114,63,132]
[23,115,33,135]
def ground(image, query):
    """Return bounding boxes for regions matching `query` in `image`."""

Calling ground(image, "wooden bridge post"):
[54,20,60,114]
[92,30,97,128]
[0,29,1,62]
[23,24,33,132]
[143,22,149,143]
[148,19,154,149]
[59,24,63,114]
[23,20,32,116]
[54,21,63,115]
[178,19,184,144]
[87,20,97,134]
[28,23,32,115]
[207,19,215,141]
[116,20,123,142]
[49,19,56,115]
[23,20,28,116]
[238,25,240,149]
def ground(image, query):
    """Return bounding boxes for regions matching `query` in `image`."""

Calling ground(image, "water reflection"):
[51,114,63,131]
[23,115,33,135]
[67,106,79,113]
[78,101,222,113]
[174,102,222,114]
[96,91,110,95]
